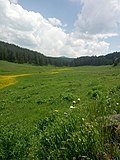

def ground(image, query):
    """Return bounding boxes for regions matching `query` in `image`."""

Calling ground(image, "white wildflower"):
[77,98,80,102]
[73,101,76,104]
[70,106,74,109]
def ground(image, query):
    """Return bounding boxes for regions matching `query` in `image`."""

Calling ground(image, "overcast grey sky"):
[0,0,120,57]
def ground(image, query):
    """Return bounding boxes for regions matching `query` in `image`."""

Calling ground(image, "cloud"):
[48,18,62,27]
[9,0,18,4]
[61,33,109,57]
[75,0,120,37]
[0,0,119,58]
[0,0,67,57]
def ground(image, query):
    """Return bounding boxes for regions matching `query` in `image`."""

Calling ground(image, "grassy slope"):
[0,60,120,159]
[0,61,119,124]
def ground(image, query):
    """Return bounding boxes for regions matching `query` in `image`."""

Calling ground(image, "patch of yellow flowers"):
[0,74,32,89]
[49,72,59,74]
[48,68,73,75]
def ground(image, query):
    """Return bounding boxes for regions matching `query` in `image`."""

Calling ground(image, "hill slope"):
[0,40,120,66]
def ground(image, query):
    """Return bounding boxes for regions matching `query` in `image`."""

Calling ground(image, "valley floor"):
[0,61,120,159]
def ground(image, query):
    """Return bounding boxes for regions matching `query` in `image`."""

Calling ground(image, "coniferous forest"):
[0,41,120,66]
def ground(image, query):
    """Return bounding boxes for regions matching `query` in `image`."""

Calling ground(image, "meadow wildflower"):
[73,101,76,104]
[116,102,119,106]
[0,74,32,89]
[77,98,80,102]
[82,118,85,121]
[70,106,75,109]
[54,110,59,112]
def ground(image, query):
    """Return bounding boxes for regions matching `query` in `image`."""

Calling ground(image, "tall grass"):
[0,61,120,159]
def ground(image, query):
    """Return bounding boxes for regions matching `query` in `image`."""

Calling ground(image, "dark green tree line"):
[0,41,120,66]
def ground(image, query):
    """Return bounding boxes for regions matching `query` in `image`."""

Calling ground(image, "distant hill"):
[72,52,120,66]
[0,41,120,66]
[59,56,74,62]
[0,41,71,67]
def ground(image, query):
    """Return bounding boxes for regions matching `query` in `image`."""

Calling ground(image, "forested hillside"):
[72,53,120,66]
[0,41,120,66]
[0,41,71,67]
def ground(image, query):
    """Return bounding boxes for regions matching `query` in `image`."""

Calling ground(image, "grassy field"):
[0,60,120,159]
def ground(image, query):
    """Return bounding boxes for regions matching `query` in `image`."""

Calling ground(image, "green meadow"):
[0,61,120,160]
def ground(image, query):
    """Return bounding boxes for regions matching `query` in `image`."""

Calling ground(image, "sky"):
[0,0,120,58]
